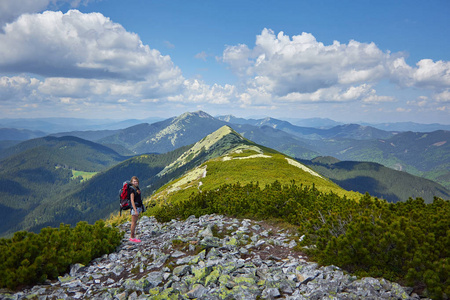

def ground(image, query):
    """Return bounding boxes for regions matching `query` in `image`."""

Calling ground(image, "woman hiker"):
[129,176,144,243]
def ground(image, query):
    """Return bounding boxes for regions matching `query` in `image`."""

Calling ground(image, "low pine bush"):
[0,220,123,290]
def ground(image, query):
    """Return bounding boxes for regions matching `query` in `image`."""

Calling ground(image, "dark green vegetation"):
[146,181,449,299]
[302,130,450,190]
[0,220,123,290]
[298,157,450,203]
[0,136,126,236]
[0,135,189,237]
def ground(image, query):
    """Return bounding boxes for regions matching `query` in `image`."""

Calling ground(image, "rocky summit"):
[1,214,426,300]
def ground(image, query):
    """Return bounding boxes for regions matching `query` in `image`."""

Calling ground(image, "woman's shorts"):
[130,206,144,215]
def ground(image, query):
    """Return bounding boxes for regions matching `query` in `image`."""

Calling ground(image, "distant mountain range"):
[17,110,444,190]
[0,117,165,134]
[0,120,449,237]
[1,115,449,137]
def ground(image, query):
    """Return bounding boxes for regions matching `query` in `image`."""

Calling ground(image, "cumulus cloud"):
[0,10,182,83]
[0,75,40,101]
[221,28,450,109]
[222,29,392,96]
[1,11,449,121]
[0,9,241,117]
[412,59,450,89]
[435,90,450,103]
[0,0,92,29]
[275,84,394,104]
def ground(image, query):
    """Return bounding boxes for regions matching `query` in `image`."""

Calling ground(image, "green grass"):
[71,170,98,182]
[150,151,362,206]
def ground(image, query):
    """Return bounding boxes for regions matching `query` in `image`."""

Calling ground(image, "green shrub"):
[0,220,123,290]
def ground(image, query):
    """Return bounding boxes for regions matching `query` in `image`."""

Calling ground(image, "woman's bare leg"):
[130,214,138,238]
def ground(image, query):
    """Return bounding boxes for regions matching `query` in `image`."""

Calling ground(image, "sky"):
[0,0,449,124]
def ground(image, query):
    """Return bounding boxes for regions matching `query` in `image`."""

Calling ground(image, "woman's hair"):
[131,176,139,184]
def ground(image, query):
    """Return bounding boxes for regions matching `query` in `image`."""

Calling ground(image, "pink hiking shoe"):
[129,238,141,243]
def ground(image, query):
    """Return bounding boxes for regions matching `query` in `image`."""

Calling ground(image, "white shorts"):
[130,206,144,215]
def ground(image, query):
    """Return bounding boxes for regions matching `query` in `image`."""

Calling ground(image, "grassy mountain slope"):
[149,126,362,207]
[299,157,450,203]
[217,114,450,189]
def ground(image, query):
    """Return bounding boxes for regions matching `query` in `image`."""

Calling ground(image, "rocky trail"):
[1,214,426,299]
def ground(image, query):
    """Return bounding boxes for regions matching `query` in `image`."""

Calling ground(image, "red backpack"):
[119,181,135,215]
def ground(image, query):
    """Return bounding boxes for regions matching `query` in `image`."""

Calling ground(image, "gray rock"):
[173,264,191,276]
[262,287,281,299]
[110,264,125,276]
[200,236,221,248]
[187,284,208,299]
[146,271,164,288]
[199,225,214,237]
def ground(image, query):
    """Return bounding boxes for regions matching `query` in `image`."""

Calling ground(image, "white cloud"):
[0,75,40,101]
[389,57,450,90]
[0,9,192,112]
[435,89,450,103]
[222,44,253,77]
[180,79,237,105]
[412,59,450,89]
[222,28,449,111]
[0,10,182,83]
[396,107,411,113]
[0,0,93,29]
[222,29,392,96]
[275,84,394,104]
[0,0,50,28]
[195,51,208,61]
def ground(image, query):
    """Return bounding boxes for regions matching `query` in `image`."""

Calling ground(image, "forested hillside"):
[298,157,450,203]
[0,138,192,237]
[0,136,129,236]
[305,130,450,189]
[0,128,46,141]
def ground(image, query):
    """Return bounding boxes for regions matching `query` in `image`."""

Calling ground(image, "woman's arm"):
[130,192,137,215]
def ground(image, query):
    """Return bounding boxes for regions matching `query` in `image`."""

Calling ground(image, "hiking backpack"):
[119,181,135,215]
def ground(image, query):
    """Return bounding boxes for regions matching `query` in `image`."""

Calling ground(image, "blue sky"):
[0,0,449,124]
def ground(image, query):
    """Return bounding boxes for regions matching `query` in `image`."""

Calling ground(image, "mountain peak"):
[157,125,244,177]
[178,111,213,120]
